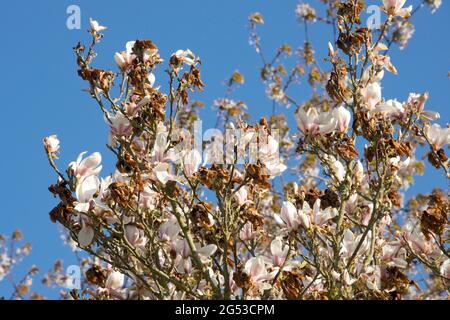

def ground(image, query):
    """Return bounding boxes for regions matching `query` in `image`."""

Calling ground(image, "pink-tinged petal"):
[105,271,124,290]
[78,223,94,247]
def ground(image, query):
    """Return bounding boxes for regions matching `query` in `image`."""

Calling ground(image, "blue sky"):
[0,0,448,298]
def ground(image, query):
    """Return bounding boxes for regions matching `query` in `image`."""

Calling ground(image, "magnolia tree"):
[38,0,450,300]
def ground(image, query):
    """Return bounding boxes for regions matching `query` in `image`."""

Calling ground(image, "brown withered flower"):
[240,204,264,228]
[281,271,305,300]
[191,202,214,229]
[85,265,107,287]
[337,0,364,25]
[233,266,251,290]
[108,182,131,207]
[79,68,115,92]
[132,40,160,66]
[246,162,271,190]
[420,190,449,240]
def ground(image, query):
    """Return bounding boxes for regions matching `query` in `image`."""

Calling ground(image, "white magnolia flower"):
[354,160,364,184]
[340,229,371,259]
[197,244,218,264]
[405,92,440,121]
[108,112,132,137]
[263,160,287,178]
[105,271,125,290]
[244,257,275,290]
[361,68,384,84]
[327,42,335,57]
[333,105,351,133]
[389,156,410,171]
[440,259,450,279]
[89,18,107,33]
[343,270,356,286]
[382,244,408,268]
[158,220,180,242]
[69,151,102,181]
[402,220,440,257]
[275,201,299,230]
[44,135,60,153]
[346,193,359,214]
[125,225,148,248]
[425,123,450,150]
[361,82,382,111]
[77,220,94,247]
[369,99,404,118]
[298,199,337,229]
[139,186,158,210]
[235,186,251,206]
[382,0,412,18]
[257,134,287,178]
[240,222,255,241]
[296,108,337,136]
[74,175,100,212]
[148,73,156,87]
[152,162,173,185]
[259,135,280,159]
[330,159,346,182]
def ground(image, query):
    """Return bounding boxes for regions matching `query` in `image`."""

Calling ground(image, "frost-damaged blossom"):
[170,49,198,71]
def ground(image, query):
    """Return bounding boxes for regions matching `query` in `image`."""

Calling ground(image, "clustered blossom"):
[295,3,317,22]
[40,0,450,301]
